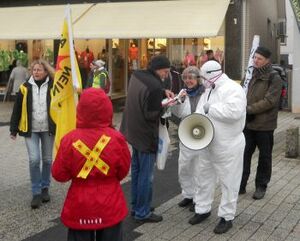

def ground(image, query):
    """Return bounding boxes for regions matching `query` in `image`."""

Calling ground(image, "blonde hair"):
[30,59,55,79]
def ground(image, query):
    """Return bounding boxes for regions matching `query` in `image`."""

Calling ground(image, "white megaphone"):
[178,113,214,150]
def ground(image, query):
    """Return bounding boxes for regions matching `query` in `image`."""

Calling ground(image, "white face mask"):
[203,79,212,89]
[202,72,222,89]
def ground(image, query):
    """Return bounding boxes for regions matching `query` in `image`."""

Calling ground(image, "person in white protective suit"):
[171,66,205,210]
[191,60,247,234]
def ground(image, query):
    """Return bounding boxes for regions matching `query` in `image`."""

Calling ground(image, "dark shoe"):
[131,207,155,217]
[252,187,266,200]
[135,213,163,223]
[178,198,193,207]
[189,203,195,212]
[41,188,50,203]
[239,187,246,195]
[213,218,233,234]
[31,195,41,209]
[188,212,211,225]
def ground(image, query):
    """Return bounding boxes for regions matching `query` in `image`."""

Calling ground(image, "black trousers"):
[67,222,123,241]
[240,128,274,190]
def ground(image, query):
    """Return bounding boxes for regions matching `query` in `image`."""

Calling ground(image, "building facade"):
[281,0,300,113]
[0,0,284,102]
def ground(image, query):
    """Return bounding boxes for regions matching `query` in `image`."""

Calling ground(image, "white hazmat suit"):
[195,61,246,221]
[172,92,204,201]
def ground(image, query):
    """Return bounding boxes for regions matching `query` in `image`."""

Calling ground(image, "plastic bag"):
[156,121,170,170]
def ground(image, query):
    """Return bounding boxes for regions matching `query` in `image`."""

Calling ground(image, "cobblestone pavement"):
[0,101,300,241]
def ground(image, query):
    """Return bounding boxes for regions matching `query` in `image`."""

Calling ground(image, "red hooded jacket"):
[52,88,130,230]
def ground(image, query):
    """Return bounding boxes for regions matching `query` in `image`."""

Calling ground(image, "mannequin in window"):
[214,48,224,64]
[206,49,218,62]
[32,40,43,60]
[197,50,208,68]
[183,51,196,67]
[98,48,107,65]
[129,43,138,70]
[80,47,94,73]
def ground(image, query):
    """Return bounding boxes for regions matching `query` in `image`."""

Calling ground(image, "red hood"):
[76,88,113,128]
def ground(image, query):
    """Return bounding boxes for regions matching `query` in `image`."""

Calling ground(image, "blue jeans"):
[25,132,54,196]
[131,148,155,219]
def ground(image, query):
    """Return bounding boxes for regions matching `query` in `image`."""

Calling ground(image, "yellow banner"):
[50,8,82,157]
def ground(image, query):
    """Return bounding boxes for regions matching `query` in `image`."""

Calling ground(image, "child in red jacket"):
[52,88,130,241]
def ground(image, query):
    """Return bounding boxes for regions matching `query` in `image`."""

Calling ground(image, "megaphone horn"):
[178,113,214,150]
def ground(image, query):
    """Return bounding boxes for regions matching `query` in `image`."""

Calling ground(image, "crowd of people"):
[8,45,283,240]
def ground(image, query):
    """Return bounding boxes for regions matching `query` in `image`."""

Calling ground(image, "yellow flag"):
[50,5,82,157]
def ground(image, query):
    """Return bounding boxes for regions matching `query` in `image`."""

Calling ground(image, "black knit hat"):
[255,46,272,59]
[149,55,171,70]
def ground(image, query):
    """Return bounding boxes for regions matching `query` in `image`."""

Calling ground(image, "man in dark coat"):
[239,46,282,200]
[120,55,174,223]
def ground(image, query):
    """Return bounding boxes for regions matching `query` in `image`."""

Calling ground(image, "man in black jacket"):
[120,55,174,223]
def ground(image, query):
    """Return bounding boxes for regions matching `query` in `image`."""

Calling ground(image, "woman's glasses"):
[181,74,199,81]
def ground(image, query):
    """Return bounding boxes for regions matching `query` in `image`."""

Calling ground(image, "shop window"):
[112,39,125,95]
[147,38,167,59]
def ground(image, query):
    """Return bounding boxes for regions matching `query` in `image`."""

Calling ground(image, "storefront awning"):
[0,4,94,40]
[0,0,230,40]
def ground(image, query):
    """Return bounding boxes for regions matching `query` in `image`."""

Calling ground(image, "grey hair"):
[182,66,200,82]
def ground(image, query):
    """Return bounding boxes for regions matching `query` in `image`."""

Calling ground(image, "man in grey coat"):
[120,55,174,223]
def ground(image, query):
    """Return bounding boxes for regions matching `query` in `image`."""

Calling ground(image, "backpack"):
[272,65,287,97]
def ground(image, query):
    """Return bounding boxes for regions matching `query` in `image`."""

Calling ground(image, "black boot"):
[131,207,155,217]
[188,212,211,225]
[41,188,50,203]
[252,187,266,200]
[31,195,41,209]
[178,198,193,207]
[135,213,163,223]
[213,218,233,234]
[189,203,195,212]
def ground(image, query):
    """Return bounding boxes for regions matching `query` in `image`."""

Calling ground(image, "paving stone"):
[259,219,281,232]
[251,211,271,223]
[248,229,271,241]
[266,227,290,241]
[190,230,215,241]
[180,225,206,239]
[1,106,300,241]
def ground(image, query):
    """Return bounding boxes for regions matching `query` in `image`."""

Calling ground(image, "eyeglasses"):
[181,74,199,81]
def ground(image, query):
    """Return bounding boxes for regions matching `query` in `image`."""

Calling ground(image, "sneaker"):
[41,188,50,203]
[189,203,195,212]
[213,218,233,234]
[131,207,155,217]
[252,187,266,200]
[135,213,163,223]
[31,195,41,209]
[239,187,246,195]
[188,212,211,225]
[178,198,193,207]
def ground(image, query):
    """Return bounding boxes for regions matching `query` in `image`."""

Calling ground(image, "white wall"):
[291,21,300,113]
[284,0,300,113]
[281,0,294,59]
